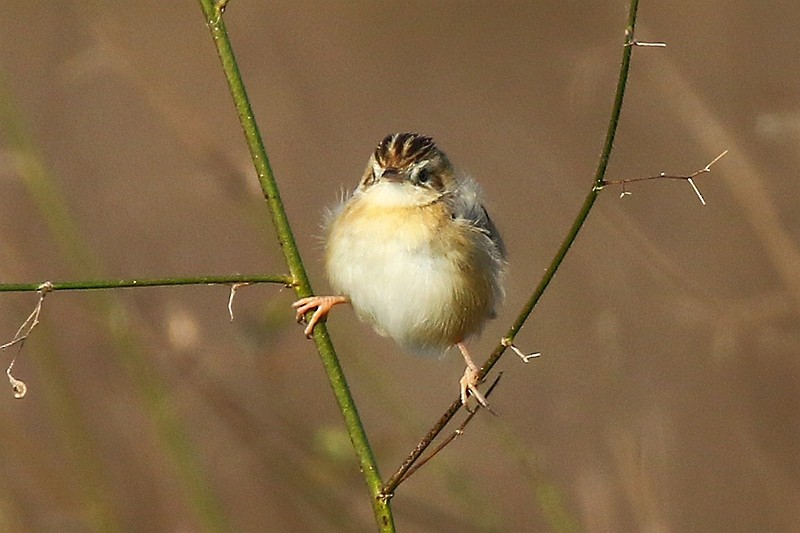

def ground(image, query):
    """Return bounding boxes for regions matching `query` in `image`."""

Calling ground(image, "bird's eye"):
[416,168,430,184]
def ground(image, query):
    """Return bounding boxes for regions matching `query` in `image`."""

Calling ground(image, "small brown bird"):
[294,133,506,406]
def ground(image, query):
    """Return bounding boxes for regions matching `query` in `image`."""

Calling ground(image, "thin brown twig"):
[602,150,728,204]
[385,373,504,494]
[382,398,463,496]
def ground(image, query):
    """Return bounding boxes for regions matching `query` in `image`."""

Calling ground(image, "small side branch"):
[628,40,667,47]
[381,374,504,499]
[601,150,728,205]
[502,337,541,363]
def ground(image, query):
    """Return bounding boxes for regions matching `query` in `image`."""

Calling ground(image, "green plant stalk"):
[382,0,642,496]
[0,274,292,293]
[196,2,394,531]
[1,72,229,530]
[492,0,640,360]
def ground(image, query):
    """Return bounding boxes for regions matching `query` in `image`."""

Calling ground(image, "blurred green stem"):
[382,0,642,496]
[0,71,229,530]
[196,2,394,531]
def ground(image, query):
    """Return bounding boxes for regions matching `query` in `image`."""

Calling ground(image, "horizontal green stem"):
[0,274,292,292]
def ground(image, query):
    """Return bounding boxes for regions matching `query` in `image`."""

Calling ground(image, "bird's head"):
[358,133,457,207]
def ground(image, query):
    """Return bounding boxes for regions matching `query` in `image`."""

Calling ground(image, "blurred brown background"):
[1,2,798,532]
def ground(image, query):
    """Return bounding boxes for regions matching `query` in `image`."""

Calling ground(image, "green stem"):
[382,0,642,496]
[493,0,640,350]
[196,2,394,531]
[0,274,292,293]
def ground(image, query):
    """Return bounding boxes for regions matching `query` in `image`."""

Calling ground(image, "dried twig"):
[1,281,54,398]
[601,150,728,205]
[227,282,250,322]
[501,337,541,363]
[629,40,667,47]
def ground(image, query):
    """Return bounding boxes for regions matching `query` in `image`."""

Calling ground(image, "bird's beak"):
[380,168,405,183]
[370,161,406,184]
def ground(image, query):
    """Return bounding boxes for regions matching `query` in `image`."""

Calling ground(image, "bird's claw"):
[291,295,348,338]
[459,365,489,409]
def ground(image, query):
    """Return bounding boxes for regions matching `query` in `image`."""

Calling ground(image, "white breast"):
[324,191,478,356]
[325,180,503,357]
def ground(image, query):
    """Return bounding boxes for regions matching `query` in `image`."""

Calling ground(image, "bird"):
[293,132,506,407]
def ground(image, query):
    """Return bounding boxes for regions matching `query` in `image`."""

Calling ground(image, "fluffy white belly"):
[325,201,488,357]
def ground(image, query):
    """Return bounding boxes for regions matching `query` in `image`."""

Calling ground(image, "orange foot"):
[457,342,488,408]
[292,295,349,338]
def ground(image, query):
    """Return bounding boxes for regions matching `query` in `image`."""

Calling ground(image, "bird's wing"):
[451,176,507,260]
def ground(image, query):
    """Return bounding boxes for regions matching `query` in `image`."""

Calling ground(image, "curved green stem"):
[196,2,394,531]
[492,0,640,351]
[382,0,642,497]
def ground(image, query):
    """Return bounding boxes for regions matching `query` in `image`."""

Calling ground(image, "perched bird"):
[293,132,506,406]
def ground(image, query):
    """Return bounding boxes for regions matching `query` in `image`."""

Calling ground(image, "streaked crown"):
[374,133,440,170]
[360,133,455,193]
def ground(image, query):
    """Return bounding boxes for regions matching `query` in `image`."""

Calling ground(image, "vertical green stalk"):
[0,71,228,530]
[196,2,394,531]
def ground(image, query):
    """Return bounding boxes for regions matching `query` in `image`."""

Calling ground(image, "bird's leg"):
[292,295,350,338]
[457,342,488,407]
